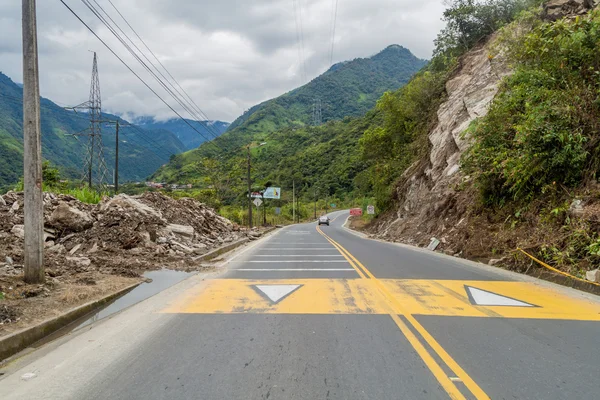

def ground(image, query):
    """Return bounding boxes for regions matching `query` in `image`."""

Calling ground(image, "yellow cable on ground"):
[517,248,600,287]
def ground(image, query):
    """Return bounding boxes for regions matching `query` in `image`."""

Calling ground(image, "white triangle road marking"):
[253,284,302,304]
[465,286,536,307]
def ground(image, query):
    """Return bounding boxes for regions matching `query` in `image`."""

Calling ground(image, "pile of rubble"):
[0,191,250,281]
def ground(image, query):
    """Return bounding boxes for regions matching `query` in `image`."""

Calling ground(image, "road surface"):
[2,210,600,399]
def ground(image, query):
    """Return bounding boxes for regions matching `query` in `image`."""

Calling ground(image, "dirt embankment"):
[362,5,600,288]
[0,191,256,335]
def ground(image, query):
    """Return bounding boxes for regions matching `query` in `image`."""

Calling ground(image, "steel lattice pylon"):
[312,97,322,126]
[80,52,109,188]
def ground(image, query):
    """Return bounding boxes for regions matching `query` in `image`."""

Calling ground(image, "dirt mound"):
[0,191,255,335]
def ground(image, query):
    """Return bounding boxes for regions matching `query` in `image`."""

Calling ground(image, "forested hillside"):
[152,0,600,281]
[0,72,187,190]
[151,45,426,183]
[135,117,229,151]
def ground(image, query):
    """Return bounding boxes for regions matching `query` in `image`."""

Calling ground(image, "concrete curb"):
[195,227,279,262]
[0,281,140,362]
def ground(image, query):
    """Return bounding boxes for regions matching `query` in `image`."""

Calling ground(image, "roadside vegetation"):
[13,161,108,204]
[462,8,600,274]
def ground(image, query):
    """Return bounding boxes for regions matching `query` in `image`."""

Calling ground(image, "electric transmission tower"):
[312,98,322,126]
[70,52,109,188]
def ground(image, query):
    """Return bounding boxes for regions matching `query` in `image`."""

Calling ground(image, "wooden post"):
[22,0,44,283]
[247,147,252,228]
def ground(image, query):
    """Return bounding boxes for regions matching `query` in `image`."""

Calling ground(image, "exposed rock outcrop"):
[375,36,510,242]
[543,0,596,21]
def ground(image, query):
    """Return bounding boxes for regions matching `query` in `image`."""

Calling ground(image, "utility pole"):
[292,180,295,224]
[247,147,252,228]
[263,195,266,226]
[22,0,44,283]
[114,120,119,193]
[314,187,317,219]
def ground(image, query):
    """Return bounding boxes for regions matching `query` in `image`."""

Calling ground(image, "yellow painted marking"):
[317,227,489,400]
[383,280,600,321]
[163,279,389,314]
[162,224,600,400]
[164,278,600,320]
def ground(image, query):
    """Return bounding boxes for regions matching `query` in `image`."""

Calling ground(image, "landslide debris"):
[0,191,255,334]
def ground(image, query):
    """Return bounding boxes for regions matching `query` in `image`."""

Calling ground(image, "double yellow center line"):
[316,225,490,400]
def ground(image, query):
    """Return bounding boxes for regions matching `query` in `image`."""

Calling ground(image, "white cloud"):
[0,0,446,122]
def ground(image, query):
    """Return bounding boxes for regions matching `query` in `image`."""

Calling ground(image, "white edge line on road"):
[217,229,285,267]
[251,255,345,257]
[236,268,355,271]
[246,260,350,263]
[258,248,338,250]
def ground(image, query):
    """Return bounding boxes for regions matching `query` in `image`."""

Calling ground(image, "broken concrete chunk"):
[49,202,93,232]
[585,269,600,283]
[167,224,194,238]
[171,241,194,254]
[569,199,584,217]
[87,242,99,254]
[0,195,5,206]
[47,244,65,254]
[11,225,24,239]
[427,237,440,251]
[66,256,91,268]
[69,243,82,255]
[101,194,164,220]
[5,256,13,265]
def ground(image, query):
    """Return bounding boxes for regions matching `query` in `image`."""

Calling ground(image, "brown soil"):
[348,216,369,231]
[0,191,256,336]
[365,182,600,293]
[0,273,137,336]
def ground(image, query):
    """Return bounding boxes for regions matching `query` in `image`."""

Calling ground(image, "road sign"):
[331,204,336,208]
[350,208,362,216]
[275,207,281,215]
[263,187,281,199]
[253,198,263,207]
[367,205,375,215]
[248,191,262,198]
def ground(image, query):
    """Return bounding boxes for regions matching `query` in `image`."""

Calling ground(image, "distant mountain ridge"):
[152,44,427,182]
[0,71,188,189]
[135,117,230,151]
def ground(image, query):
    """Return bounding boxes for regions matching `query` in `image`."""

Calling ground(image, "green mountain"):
[151,45,426,183]
[0,71,187,190]
[135,117,230,151]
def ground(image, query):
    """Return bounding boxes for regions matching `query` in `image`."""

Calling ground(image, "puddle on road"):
[75,269,195,330]
[30,269,195,349]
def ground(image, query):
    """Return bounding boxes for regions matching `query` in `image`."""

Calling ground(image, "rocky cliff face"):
[370,0,599,259]
[373,36,510,246]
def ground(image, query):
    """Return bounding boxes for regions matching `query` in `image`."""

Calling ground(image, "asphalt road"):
[2,210,600,399]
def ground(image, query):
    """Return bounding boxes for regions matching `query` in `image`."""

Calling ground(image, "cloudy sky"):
[0,0,446,122]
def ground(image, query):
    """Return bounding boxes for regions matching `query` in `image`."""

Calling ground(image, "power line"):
[298,0,308,82]
[105,0,223,141]
[329,0,339,67]
[292,0,307,83]
[0,92,179,162]
[80,0,224,144]
[95,0,224,143]
[59,0,225,154]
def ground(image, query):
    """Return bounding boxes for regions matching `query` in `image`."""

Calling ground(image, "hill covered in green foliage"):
[0,72,187,190]
[135,117,230,151]
[151,45,426,183]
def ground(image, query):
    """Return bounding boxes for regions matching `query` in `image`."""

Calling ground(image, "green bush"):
[464,10,600,203]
